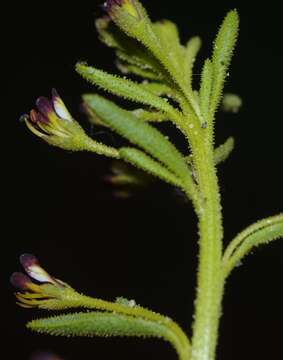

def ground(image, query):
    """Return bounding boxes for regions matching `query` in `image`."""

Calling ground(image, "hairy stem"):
[188,131,224,360]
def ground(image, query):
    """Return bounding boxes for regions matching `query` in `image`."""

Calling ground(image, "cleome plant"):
[11,1,283,360]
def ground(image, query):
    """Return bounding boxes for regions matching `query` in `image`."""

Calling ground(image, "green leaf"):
[185,36,202,87]
[96,17,164,80]
[210,10,239,114]
[214,137,234,165]
[199,59,213,126]
[108,2,203,123]
[76,63,180,121]
[27,311,190,359]
[82,94,191,185]
[27,311,182,347]
[152,20,186,75]
[119,147,183,187]
[223,214,283,278]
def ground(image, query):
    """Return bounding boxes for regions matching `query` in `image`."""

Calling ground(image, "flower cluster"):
[10,254,78,309]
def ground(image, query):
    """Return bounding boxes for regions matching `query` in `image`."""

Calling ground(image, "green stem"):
[188,132,224,360]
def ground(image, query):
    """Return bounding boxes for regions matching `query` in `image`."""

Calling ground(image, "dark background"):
[4,0,283,359]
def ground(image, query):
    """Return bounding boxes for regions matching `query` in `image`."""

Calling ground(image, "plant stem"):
[189,133,224,360]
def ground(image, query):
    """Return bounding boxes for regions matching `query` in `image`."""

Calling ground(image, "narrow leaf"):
[27,311,181,346]
[96,16,163,78]
[76,63,179,121]
[108,1,203,123]
[214,137,234,165]
[152,20,186,74]
[210,10,239,114]
[82,94,191,184]
[27,310,190,359]
[185,36,202,86]
[199,59,213,126]
[119,147,183,187]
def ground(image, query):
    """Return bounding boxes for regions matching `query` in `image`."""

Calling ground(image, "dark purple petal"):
[36,97,54,116]
[10,272,31,290]
[37,112,49,124]
[20,253,39,270]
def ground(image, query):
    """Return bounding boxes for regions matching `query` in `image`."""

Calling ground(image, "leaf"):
[119,147,183,187]
[27,311,182,348]
[109,3,180,84]
[210,10,239,114]
[185,36,202,87]
[108,2,203,122]
[82,94,191,185]
[152,20,186,75]
[27,310,190,359]
[95,17,164,80]
[214,137,234,165]
[76,63,180,121]
[199,59,213,126]
[223,214,283,278]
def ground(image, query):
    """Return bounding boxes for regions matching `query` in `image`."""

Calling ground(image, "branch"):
[223,214,283,278]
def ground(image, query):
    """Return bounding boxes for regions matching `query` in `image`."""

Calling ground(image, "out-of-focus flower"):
[221,93,242,113]
[22,89,93,151]
[10,254,79,309]
[105,161,152,198]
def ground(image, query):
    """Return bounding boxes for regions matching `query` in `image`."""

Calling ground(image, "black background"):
[4,0,283,359]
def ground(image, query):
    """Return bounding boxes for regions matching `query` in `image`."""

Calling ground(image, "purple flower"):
[22,89,89,151]
[10,254,73,309]
[23,89,73,139]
